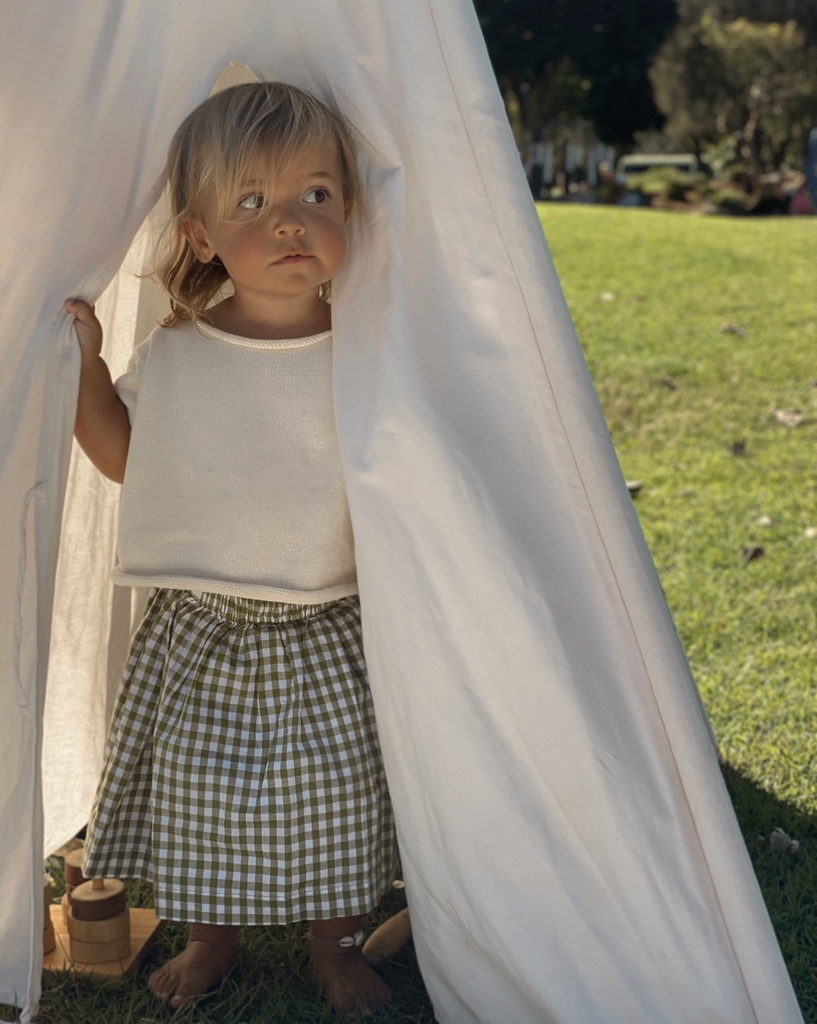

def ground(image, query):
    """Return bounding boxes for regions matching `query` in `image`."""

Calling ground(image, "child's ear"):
[181,217,217,263]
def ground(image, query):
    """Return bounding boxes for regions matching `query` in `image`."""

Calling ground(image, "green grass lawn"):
[543,205,817,1018]
[7,206,817,1023]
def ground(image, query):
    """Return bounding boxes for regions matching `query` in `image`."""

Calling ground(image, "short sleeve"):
[114,333,155,424]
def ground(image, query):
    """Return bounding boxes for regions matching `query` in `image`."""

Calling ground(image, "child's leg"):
[309,915,392,1020]
[148,923,239,1009]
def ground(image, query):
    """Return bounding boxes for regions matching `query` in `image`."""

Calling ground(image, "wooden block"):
[43,875,54,917]
[43,922,56,955]
[43,904,164,983]
[69,932,131,964]
[61,893,70,925]
[68,878,126,921]
[63,848,88,889]
[68,907,130,943]
[362,908,412,966]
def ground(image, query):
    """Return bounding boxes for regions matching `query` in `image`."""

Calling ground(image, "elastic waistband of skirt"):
[190,591,356,624]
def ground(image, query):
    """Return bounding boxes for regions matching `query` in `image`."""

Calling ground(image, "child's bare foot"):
[310,920,392,1020]
[148,923,238,1008]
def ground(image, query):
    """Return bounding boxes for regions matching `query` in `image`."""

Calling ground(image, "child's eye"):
[304,187,331,205]
[238,193,264,210]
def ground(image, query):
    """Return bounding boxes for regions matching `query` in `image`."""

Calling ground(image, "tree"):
[673,0,817,46]
[650,12,817,182]
[474,0,677,144]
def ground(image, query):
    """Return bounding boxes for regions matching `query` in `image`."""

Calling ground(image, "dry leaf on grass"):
[774,409,803,429]
[769,828,800,854]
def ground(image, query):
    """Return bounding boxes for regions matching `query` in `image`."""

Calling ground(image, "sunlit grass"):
[542,204,817,1016]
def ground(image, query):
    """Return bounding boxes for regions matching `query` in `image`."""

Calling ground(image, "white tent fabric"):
[0,1,803,1022]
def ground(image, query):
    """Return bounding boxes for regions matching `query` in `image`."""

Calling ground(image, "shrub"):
[625,167,708,201]
[707,187,748,212]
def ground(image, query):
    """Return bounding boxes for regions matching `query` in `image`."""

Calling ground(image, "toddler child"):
[65,81,397,1020]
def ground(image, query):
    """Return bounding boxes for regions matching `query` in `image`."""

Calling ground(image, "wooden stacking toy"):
[66,878,130,964]
[43,875,56,955]
[43,845,163,982]
[61,848,89,924]
[362,907,411,966]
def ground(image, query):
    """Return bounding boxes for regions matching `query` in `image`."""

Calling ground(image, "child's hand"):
[68,297,130,482]
[64,299,103,359]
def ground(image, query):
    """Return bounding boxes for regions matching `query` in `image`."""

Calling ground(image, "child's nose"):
[271,204,305,237]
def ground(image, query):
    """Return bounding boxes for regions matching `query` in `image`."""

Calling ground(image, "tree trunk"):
[739,108,763,196]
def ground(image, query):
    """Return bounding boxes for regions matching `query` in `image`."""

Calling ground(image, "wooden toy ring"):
[68,878,127,921]
[67,906,130,943]
[69,932,131,964]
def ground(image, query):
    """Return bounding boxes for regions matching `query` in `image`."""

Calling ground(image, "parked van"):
[617,153,709,176]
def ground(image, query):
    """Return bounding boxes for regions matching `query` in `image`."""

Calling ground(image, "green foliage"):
[619,166,763,210]
[708,186,752,208]
[650,11,817,179]
[677,0,817,46]
[624,166,707,198]
[701,135,741,177]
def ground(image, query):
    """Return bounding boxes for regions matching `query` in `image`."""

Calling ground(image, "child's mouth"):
[275,254,310,263]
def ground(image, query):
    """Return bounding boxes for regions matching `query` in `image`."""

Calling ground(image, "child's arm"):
[65,299,131,484]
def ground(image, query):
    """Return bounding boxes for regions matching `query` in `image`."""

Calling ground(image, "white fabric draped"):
[0,2,803,1022]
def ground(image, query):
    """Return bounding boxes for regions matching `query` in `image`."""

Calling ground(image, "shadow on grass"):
[5,772,814,1022]
[722,762,817,1022]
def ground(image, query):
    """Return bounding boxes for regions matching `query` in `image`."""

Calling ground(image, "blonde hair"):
[154,81,361,326]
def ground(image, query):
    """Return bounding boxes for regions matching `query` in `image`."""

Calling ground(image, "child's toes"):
[147,965,176,1000]
[169,991,195,1009]
[312,949,392,1019]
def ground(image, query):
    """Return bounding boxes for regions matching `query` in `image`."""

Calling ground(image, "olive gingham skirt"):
[83,589,397,925]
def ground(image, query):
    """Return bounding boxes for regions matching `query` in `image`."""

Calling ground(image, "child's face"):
[184,137,348,306]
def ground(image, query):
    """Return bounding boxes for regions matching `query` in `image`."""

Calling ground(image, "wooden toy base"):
[43,904,164,983]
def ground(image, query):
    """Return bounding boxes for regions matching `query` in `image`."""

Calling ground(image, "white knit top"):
[112,320,357,604]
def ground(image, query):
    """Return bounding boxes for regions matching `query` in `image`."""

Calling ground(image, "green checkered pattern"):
[83,589,397,925]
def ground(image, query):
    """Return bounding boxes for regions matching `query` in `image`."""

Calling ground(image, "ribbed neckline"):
[195,320,331,351]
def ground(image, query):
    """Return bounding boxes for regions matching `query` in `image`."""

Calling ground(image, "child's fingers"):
[64,298,104,355]
[64,298,98,325]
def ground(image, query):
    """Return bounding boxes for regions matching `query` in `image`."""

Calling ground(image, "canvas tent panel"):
[0,1,803,1022]
[42,228,163,859]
